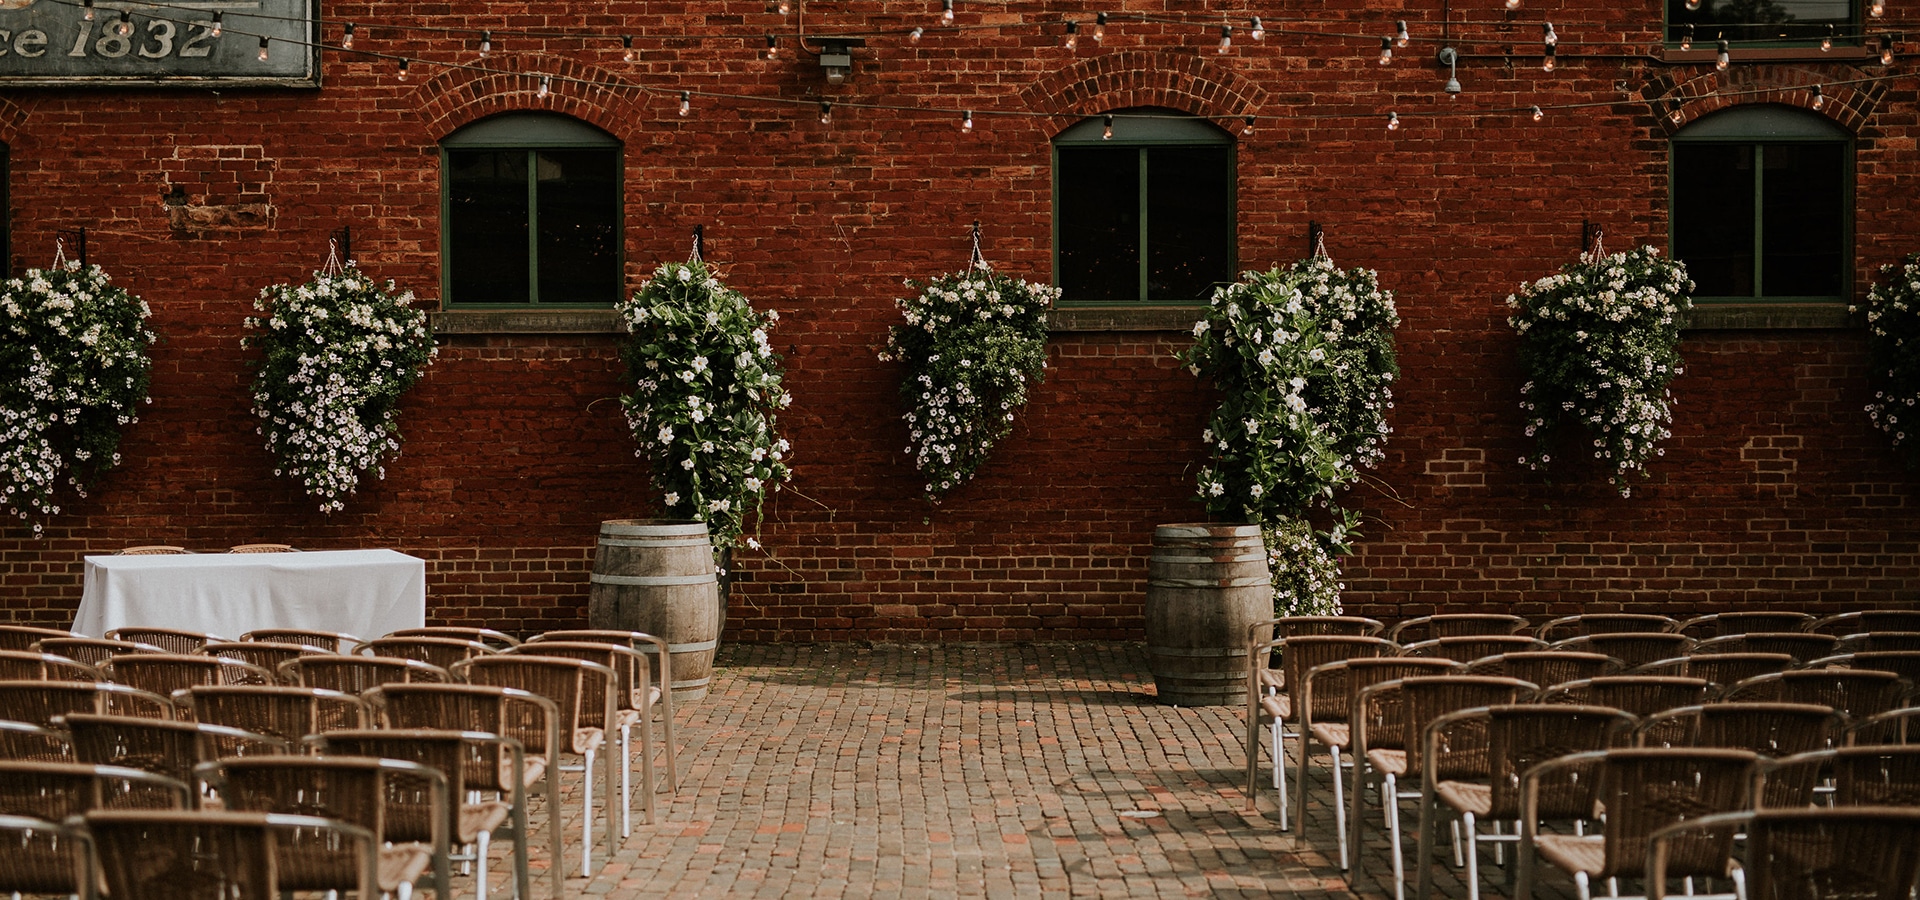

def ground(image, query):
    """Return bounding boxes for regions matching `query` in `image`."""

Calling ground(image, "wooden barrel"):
[1144,523,1273,706]
[587,519,721,702]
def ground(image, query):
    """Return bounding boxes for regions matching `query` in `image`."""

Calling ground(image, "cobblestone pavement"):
[518,642,1584,899]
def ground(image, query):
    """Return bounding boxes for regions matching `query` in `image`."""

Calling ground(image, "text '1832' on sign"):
[0,0,317,87]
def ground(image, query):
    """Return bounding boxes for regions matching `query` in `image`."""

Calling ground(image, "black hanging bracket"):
[54,227,87,269]
[968,220,990,271]
[690,224,705,263]
[1581,219,1604,258]
[325,225,351,274]
[1308,221,1327,259]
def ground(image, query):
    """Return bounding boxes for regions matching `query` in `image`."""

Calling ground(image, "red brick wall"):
[3,0,1917,637]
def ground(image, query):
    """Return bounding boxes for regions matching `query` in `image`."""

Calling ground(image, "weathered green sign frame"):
[0,0,318,87]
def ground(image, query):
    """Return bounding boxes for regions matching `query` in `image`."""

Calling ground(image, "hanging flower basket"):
[1507,243,1692,496]
[1858,252,1920,467]
[243,266,436,513]
[0,262,155,533]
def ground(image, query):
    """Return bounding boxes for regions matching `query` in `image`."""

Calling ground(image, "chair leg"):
[476,829,490,900]
[1413,789,1436,900]
[1385,773,1405,900]
[620,723,633,837]
[1451,820,1464,868]
[1290,729,1313,834]
[582,749,597,877]
[1245,707,1262,813]
[638,717,658,826]
[1347,754,1369,883]
[1274,719,1290,831]
[658,698,678,793]
[1464,812,1482,900]
[1332,746,1350,871]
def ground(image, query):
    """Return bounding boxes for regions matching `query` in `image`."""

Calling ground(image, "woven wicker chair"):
[201,754,441,899]
[367,684,564,900]
[0,761,192,898]
[1648,807,1920,900]
[1720,668,1914,722]
[455,654,619,877]
[1807,609,1920,636]
[1249,615,1387,645]
[507,640,667,832]
[0,624,72,652]
[1549,633,1698,669]
[1515,748,1759,900]
[1401,635,1549,663]
[0,679,174,725]
[1834,630,1920,653]
[1387,614,1532,643]
[64,713,289,805]
[316,727,533,900]
[113,544,191,555]
[0,649,101,682]
[1294,656,1462,868]
[103,627,224,654]
[355,635,500,671]
[279,654,453,694]
[1241,634,1397,826]
[179,684,371,742]
[200,640,331,682]
[33,636,164,669]
[85,808,381,899]
[387,626,524,650]
[1412,703,1638,900]
[526,628,680,793]
[1636,702,1845,756]
[1846,706,1920,745]
[1805,649,1920,683]
[1347,674,1536,900]
[1631,653,1796,690]
[1675,611,1817,639]
[227,543,297,553]
[1536,613,1681,642]
[0,719,72,761]
[238,627,365,652]
[1692,631,1841,663]
[1464,650,1625,686]
[1537,676,1713,748]
[99,653,276,707]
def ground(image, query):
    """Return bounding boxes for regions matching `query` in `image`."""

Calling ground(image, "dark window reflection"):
[1762,143,1844,296]
[1058,147,1141,304]
[1674,141,1845,299]
[1667,0,1855,44]
[1148,147,1232,304]
[447,147,620,305]
[1058,144,1231,304]
[448,150,532,304]
[1674,144,1755,297]
[535,150,621,304]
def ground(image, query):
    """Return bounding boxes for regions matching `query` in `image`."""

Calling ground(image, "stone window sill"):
[431,308,624,334]
[1048,306,1203,333]
[1685,303,1857,330]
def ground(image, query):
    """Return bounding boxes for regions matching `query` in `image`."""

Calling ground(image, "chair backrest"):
[100,652,276,698]
[1809,609,1920,636]
[114,545,190,555]
[1635,702,1846,756]
[33,636,164,668]
[228,543,297,553]
[1836,631,1920,653]
[0,625,71,652]
[1539,675,1712,718]
[65,713,289,789]
[84,808,379,899]
[1400,634,1547,662]
[454,655,618,749]
[1721,668,1913,720]
[238,628,364,653]
[387,626,523,650]
[1304,656,1460,729]
[1361,674,1534,772]
[1692,631,1841,662]
[353,636,499,670]
[182,684,371,743]
[1631,652,1796,688]
[0,679,173,725]
[201,641,329,681]
[1529,748,1757,881]
[279,654,453,693]
[1648,807,1920,900]
[312,727,514,838]
[103,627,223,654]
[0,812,88,897]
[1248,615,1386,646]
[0,649,101,682]
[0,720,72,762]
[204,753,444,891]
[1426,703,1636,819]
[1386,613,1531,643]
[1675,610,1816,638]
[0,759,192,817]
[1536,613,1680,641]
[505,641,654,713]
[527,629,674,697]
[368,683,560,791]
[1550,632,1697,668]
[1465,650,1624,685]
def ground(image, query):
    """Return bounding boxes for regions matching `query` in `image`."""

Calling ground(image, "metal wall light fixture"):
[819,38,865,84]
[1439,45,1461,95]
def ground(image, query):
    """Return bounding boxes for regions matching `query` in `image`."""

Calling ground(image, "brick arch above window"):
[1020,50,1267,135]
[1645,64,1882,136]
[411,56,650,142]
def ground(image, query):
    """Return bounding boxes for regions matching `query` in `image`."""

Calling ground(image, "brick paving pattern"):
[520,642,1585,899]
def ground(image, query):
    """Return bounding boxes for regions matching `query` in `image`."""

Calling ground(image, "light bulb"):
[961,110,973,132]
[1881,41,1895,64]
[1531,104,1544,121]
[1716,38,1730,70]
[1670,108,1683,123]
[1387,111,1400,131]
[340,21,351,49]
[1218,24,1231,54]
[941,0,954,25]
[680,91,691,116]
[1811,84,1825,110]
[1681,24,1693,51]
[1064,20,1077,51]
[624,35,635,62]
[1821,26,1832,51]
[1095,12,1108,43]
[910,26,923,42]
[1872,0,1885,16]
[777,0,791,15]
[114,10,131,37]
[819,101,831,124]
[766,34,779,59]
[1249,16,1263,40]
[1395,20,1410,48]
[1542,44,1555,71]
[1543,22,1558,47]
[537,75,551,99]
[257,37,270,61]
[480,31,491,57]
[1102,113,1113,140]
[1506,0,1520,8]
[1242,115,1255,136]
[211,11,223,38]
[1379,36,1393,64]
[82,0,93,22]
[397,58,408,79]
[1687,0,1700,9]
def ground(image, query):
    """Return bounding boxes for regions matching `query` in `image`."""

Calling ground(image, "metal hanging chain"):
[968,220,991,272]
[689,225,705,264]
[1313,229,1331,264]
[52,238,65,270]
[322,238,344,277]
[1587,227,1605,261]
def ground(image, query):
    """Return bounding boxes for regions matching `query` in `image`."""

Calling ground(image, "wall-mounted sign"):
[0,0,317,87]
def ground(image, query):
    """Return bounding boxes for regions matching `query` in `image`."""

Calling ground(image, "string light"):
[766,34,779,59]
[623,35,635,62]
[537,74,551,98]
[1249,16,1263,41]
[1670,108,1683,123]
[397,58,408,79]
[1716,38,1730,70]
[1063,20,1078,51]
[1217,23,1231,54]
[1686,0,1701,9]
[819,101,832,123]
[1542,43,1555,71]
[1871,0,1885,16]
[1387,110,1400,131]
[1241,115,1254,136]
[1811,84,1825,110]
[257,36,270,61]
[910,26,925,42]
[1531,104,1544,121]
[1379,36,1392,64]
[1094,12,1108,44]
[941,0,954,25]
[1821,25,1833,52]
[680,90,692,116]
[1506,0,1520,8]
[1681,24,1693,51]
[777,0,791,15]
[1543,22,1558,47]
[1102,113,1114,139]
[339,21,351,49]
[82,0,93,22]
[1881,40,1895,65]
[961,109,974,132]
[211,10,223,38]
[480,30,492,57]
[1395,20,1410,48]
[114,9,132,37]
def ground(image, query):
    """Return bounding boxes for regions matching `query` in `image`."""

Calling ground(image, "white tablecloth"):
[75,549,427,640]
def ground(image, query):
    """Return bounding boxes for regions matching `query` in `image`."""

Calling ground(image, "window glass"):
[1667,0,1856,45]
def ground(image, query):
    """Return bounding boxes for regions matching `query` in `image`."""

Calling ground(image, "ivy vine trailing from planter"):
[619,259,792,552]
[1507,243,1692,496]
[879,264,1057,499]
[243,266,436,513]
[1858,252,1920,467]
[0,262,155,533]
[1181,253,1400,615]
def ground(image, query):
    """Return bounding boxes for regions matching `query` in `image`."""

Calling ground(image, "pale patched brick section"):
[1743,433,1803,488]
[160,144,274,232]
[1424,446,1487,488]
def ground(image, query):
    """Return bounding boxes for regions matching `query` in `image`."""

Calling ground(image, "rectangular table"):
[75,549,427,641]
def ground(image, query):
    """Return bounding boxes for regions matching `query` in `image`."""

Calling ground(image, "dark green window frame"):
[1052,109,1236,306]
[1670,104,1852,304]
[440,113,623,307]
[1665,0,1864,48]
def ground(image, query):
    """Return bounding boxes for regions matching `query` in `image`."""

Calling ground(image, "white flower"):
[664,492,681,506]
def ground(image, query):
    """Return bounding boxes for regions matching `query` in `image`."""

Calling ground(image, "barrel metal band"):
[597,536,715,549]
[589,573,716,587]
[1148,646,1251,657]
[1147,577,1273,589]
[1154,672,1248,682]
[669,677,713,690]
[633,640,720,653]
